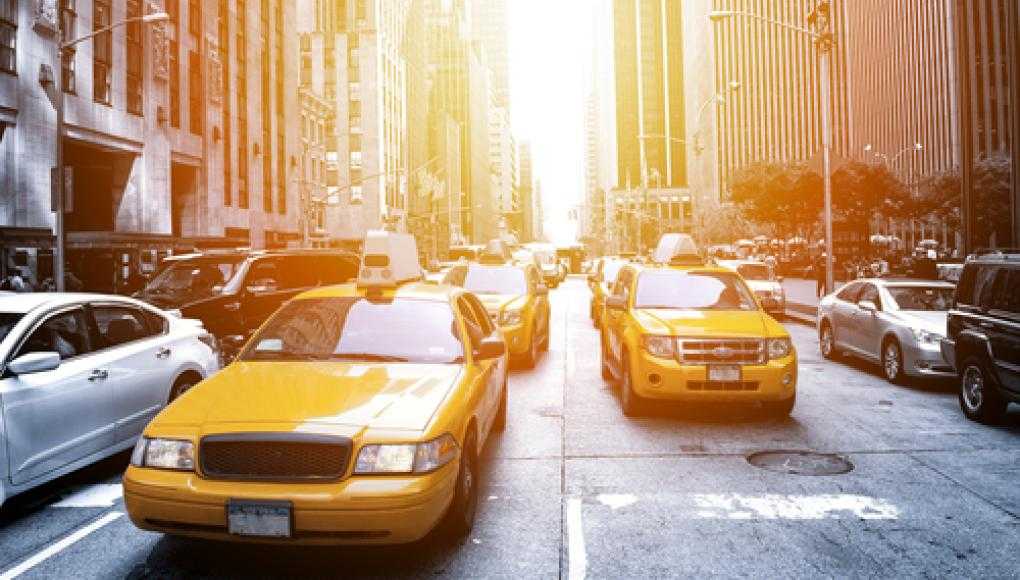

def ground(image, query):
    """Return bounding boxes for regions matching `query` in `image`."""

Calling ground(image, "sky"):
[507,0,594,244]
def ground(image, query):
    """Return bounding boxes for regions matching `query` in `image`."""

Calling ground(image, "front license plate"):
[227,500,292,538]
[708,365,741,382]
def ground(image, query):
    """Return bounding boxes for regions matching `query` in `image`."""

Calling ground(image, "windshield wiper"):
[332,353,412,362]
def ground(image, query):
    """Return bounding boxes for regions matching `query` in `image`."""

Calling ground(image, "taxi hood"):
[153,362,462,434]
[633,309,784,338]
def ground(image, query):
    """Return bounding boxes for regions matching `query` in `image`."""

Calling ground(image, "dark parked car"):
[941,250,1020,423]
[135,249,359,358]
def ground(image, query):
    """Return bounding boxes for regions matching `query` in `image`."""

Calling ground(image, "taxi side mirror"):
[475,336,506,360]
[605,295,627,311]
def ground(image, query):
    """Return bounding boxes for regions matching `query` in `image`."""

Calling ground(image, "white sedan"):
[0,293,219,507]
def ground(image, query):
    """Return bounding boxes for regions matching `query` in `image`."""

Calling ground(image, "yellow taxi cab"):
[123,232,509,544]
[599,252,797,417]
[445,253,550,369]
[588,256,632,329]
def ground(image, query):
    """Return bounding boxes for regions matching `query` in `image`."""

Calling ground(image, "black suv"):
[135,249,359,357]
[942,250,1020,423]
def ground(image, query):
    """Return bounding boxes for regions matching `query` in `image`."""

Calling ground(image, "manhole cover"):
[746,451,854,476]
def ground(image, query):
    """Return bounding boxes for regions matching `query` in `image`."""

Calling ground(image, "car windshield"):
[603,261,626,283]
[144,257,244,300]
[886,286,954,311]
[737,264,772,281]
[464,266,527,295]
[634,270,758,311]
[0,313,23,343]
[241,297,464,364]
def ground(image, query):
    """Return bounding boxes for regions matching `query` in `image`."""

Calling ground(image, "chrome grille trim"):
[676,338,766,365]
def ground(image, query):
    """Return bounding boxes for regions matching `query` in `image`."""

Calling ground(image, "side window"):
[17,309,92,360]
[456,298,485,349]
[245,258,282,292]
[973,266,999,310]
[277,257,319,289]
[140,309,169,335]
[316,256,358,285]
[464,294,495,336]
[955,266,976,306]
[857,284,881,309]
[614,268,633,298]
[988,269,1019,314]
[91,306,158,349]
[836,282,862,302]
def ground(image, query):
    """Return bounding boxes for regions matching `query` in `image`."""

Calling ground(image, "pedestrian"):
[3,268,31,293]
[815,254,827,298]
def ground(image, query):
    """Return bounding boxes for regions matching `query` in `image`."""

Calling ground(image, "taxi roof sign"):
[357,230,423,288]
[652,233,700,264]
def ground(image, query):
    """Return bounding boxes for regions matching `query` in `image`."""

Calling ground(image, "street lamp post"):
[710,3,836,293]
[51,10,169,291]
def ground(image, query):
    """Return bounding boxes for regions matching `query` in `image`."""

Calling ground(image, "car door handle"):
[156,347,172,359]
[88,369,109,382]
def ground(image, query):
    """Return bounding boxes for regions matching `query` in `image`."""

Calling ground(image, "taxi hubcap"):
[821,328,833,355]
[962,366,984,411]
[884,344,900,379]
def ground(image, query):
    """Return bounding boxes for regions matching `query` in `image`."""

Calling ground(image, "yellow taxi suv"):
[588,256,630,329]
[456,259,550,369]
[123,232,509,545]
[599,259,797,417]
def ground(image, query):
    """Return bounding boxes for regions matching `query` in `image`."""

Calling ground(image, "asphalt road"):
[2,278,1018,579]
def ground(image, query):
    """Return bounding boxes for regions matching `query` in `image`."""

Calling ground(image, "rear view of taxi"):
[600,259,797,417]
[123,232,509,544]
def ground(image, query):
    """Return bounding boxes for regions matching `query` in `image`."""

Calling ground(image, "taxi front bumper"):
[630,351,797,402]
[123,461,458,545]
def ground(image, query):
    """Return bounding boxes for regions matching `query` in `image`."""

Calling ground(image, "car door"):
[88,303,174,444]
[831,282,863,349]
[849,283,885,358]
[604,268,634,367]
[2,306,116,485]
[986,268,1020,394]
[456,298,498,434]
[464,294,505,432]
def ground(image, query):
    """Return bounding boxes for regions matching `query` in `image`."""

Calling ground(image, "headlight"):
[500,308,524,326]
[130,437,195,471]
[912,328,942,345]
[642,335,676,359]
[355,434,459,474]
[767,337,793,360]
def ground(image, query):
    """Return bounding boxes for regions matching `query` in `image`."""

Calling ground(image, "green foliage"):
[728,162,822,239]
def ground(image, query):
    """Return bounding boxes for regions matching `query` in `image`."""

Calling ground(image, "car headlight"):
[767,337,793,360]
[355,434,459,474]
[642,335,676,359]
[912,328,942,345]
[500,308,524,326]
[130,437,195,471]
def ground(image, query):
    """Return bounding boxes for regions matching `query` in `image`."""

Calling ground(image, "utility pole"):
[810,2,836,295]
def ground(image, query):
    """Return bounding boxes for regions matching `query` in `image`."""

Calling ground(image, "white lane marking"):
[51,484,123,508]
[691,494,899,520]
[566,497,587,580]
[596,493,637,510]
[0,511,124,580]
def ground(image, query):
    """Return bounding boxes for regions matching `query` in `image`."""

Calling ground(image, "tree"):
[729,162,823,240]
[917,153,1013,248]
[830,161,912,224]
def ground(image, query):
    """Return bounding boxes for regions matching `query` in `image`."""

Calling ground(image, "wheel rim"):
[821,327,834,356]
[962,366,984,411]
[883,343,900,380]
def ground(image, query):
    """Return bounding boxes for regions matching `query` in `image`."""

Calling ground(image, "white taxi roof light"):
[653,233,700,264]
[357,230,423,288]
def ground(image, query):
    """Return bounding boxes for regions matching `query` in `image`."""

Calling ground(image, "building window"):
[126,0,143,115]
[93,0,113,105]
[188,0,201,35]
[188,50,203,134]
[0,0,15,75]
[60,0,77,92]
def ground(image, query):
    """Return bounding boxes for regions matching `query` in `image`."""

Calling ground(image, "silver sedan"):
[0,293,219,507]
[817,278,956,383]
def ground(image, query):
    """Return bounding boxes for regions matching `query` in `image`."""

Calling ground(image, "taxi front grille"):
[200,433,351,482]
[677,339,765,365]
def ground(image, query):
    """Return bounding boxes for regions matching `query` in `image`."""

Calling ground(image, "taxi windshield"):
[886,286,954,312]
[737,264,772,281]
[241,297,464,364]
[464,266,527,295]
[634,270,758,311]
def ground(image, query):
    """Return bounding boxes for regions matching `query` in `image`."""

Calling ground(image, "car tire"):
[600,335,614,383]
[441,431,479,538]
[959,356,1008,424]
[168,375,198,403]
[494,377,508,431]
[620,352,643,417]
[763,393,796,418]
[881,338,906,384]
[819,321,838,360]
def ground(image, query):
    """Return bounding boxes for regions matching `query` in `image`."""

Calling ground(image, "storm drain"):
[746,451,854,476]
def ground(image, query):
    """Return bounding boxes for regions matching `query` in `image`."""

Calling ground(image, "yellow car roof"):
[295,281,460,302]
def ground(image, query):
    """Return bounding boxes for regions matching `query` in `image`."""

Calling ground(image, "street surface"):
[1,278,1018,579]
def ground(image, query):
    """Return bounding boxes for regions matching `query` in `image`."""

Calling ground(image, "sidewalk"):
[782,278,821,325]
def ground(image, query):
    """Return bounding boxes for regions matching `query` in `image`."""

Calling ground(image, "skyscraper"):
[470,0,510,108]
